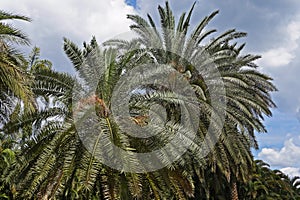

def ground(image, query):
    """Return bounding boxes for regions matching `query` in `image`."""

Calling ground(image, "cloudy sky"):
[1,0,300,177]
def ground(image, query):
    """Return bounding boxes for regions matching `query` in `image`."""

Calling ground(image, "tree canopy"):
[0,2,299,200]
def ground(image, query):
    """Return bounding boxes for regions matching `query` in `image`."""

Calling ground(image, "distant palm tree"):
[238,160,300,199]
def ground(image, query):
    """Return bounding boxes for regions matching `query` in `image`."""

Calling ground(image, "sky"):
[1,0,299,177]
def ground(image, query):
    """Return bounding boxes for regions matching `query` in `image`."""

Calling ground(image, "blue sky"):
[1,0,299,177]
[125,0,136,8]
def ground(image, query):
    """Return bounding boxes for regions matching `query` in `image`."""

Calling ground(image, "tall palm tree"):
[9,2,276,199]
[107,2,276,199]
[9,35,197,199]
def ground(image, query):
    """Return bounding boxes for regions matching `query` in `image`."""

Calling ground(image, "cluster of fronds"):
[1,2,299,200]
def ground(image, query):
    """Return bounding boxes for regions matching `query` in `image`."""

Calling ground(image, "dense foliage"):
[0,2,299,200]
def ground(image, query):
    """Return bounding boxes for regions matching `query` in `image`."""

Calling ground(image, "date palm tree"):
[238,160,300,199]
[7,2,277,199]
[0,11,34,198]
[0,10,34,125]
[107,1,276,199]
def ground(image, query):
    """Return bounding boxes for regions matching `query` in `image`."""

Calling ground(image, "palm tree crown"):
[0,10,33,125]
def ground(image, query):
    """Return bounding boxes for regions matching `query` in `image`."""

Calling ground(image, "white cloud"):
[287,21,300,41]
[258,138,300,169]
[259,48,295,67]
[1,0,135,42]
[1,0,136,71]
[258,18,300,68]
[281,167,300,178]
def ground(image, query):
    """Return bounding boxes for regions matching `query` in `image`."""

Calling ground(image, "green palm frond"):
[0,10,31,45]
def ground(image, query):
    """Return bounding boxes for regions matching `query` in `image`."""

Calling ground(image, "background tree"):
[238,160,300,199]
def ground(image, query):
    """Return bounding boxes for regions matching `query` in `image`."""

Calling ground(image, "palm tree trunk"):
[230,179,239,200]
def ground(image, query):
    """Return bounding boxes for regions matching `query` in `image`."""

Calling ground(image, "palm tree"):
[8,2,276,199]
[2,63,74,200]
[237,160,300,199]
[8,35,197,199]
[107,2,276,199]
[0,10,30,45]
[0,10,34,199]
[0,10,34,125]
